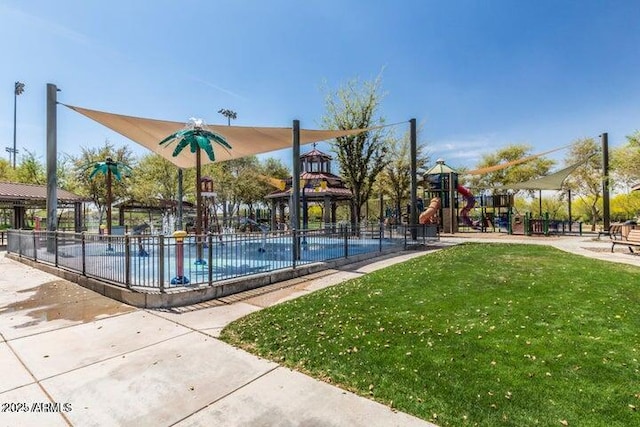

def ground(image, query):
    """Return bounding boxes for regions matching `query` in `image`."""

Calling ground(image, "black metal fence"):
[7,224,438,293]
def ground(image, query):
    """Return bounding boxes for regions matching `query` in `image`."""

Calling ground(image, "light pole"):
[12,81,25,168]
[217,108,237,126]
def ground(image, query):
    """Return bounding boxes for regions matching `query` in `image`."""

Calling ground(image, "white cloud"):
[188,76,247,101]
[429,133,499,166]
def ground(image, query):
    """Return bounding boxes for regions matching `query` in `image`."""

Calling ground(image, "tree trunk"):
[195,148,203,261]
[106,169,112,235]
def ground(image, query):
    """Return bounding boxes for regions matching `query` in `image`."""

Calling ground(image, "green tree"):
[562,138,601,230]
[376,129,429,223]
[205,159,249,224]
[611,191,640,221]
[130,154,183,204]
[611,130,640,190]
[74,141,136,227]
[0,158,14,181]
[14,149,46,184]
[322,74,389,226]
[57,153,79,192]
[468,144,555,194]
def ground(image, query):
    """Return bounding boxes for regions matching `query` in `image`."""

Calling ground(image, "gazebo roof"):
[301,147,332,160]
[0,181,87,203]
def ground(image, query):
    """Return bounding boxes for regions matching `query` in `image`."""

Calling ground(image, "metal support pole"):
[177,168,183,230]
[291,120,300,261]
[538,189,542,217]
[291,120,300,231]
[46,84,59,253]
[601,132,610,231]
[567,189,572,233]
[410,118,418,240]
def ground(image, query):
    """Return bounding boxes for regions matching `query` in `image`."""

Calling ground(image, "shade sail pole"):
[291,120,301,261]
[568,189,572,232]
[410,119,418,240]
[291,120,301,231]
[601,132,610,230]
[46,83,59,252]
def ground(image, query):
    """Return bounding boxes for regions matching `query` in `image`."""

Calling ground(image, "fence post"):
[292,229,297,269]
[158,235,166,293]
[543,212,549,236]
[343,225,348,258]
[33,231,37,261]
[54,231,59,267]
[81,232,86,276]
[124,234,131,289]
[379,222,383,252]
[207,232,213,285]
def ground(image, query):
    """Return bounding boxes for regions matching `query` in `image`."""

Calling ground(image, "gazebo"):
[0,181,87,231]
[265,146,353,230]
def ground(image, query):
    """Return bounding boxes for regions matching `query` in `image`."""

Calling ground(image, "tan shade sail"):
[64,104,376,169]
[493,158,590,191]
[466,144,571,175]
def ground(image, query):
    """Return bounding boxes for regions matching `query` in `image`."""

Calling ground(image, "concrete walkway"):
[0,234,637,426]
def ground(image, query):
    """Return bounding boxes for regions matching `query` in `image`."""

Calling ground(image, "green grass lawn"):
[220,243,640,426]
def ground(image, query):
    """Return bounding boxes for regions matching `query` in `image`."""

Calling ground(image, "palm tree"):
[86,157,132,243]
[159,118,231,264]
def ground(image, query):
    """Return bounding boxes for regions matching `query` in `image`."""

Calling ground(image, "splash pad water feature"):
[7,224,432,307]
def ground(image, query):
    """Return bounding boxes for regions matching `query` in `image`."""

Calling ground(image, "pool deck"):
[1,234,637,426]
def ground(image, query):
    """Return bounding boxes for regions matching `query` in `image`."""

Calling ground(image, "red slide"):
[456,185,476,226]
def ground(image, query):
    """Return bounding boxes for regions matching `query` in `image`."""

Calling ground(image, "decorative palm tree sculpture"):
[159,118,232,265]
[86,157,132,251]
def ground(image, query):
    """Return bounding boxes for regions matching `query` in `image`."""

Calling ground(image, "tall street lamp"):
[12,81,25,169]
[217,108,237,126]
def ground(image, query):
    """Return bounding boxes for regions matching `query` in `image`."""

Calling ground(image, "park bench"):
[611,229,640,253]
[598,223,623,240]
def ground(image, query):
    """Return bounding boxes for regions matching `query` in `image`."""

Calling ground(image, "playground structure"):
[418,158,587,236]
[420,159,517,234]
[418,197,440,224]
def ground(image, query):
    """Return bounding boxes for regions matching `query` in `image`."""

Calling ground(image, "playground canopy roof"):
[64,104,374,169]
[492,158,590,191]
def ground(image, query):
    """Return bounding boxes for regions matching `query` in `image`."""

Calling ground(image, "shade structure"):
[492,158,590,191]
[466,144,571,176]
[64,104,374,168]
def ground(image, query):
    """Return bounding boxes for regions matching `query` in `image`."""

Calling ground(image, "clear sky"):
[1,0,639,171]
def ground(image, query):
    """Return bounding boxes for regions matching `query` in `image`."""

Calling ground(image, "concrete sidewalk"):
[0,249,435,427]
[1,234,637,426]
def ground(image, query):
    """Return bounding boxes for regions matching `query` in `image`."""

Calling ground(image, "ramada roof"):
[0,181,87,202]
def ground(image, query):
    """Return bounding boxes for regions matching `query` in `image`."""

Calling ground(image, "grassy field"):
[220,243,640,426]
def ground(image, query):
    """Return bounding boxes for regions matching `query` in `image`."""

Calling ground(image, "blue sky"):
[1,0,639,171]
